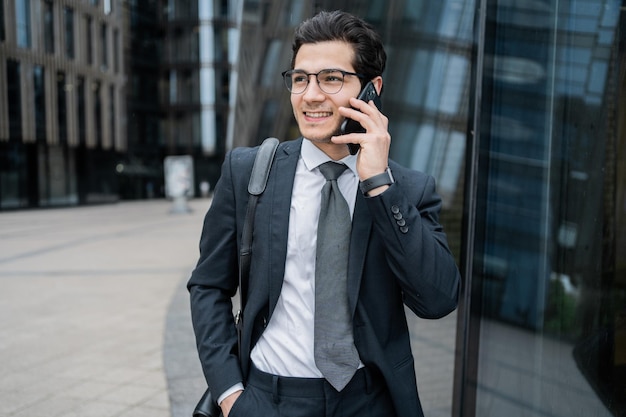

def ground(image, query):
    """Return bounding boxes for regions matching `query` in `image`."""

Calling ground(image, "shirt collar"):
[301,138,358,177]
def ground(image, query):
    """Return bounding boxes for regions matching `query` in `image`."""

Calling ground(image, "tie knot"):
[318,162,347,181]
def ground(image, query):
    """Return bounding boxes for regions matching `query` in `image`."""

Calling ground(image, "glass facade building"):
[235,1,625,416]
[120,0,239,199]
[0,0,239,205]
[0,0,126,208]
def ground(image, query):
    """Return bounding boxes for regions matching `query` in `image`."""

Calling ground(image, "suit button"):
[396,219,406,227]
[393,212,403,220]
[400,226,409,234]
[391,205,400,214]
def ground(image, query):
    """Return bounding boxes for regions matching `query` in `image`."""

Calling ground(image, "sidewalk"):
[0,199,458,417]
[0,200,208,417]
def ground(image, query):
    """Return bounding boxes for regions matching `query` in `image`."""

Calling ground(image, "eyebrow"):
[291,68,350,73]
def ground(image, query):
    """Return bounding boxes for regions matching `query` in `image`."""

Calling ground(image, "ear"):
[372,76,383,95]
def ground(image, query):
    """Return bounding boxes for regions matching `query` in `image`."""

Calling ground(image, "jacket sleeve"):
[364,163,461,319]
[187,148,253,399]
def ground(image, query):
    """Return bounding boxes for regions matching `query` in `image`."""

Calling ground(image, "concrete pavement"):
[0,199,458,417]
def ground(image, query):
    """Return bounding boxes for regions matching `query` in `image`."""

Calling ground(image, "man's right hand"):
[220,390,243,417]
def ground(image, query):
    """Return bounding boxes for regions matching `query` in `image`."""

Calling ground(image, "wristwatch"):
[359,168,394,195]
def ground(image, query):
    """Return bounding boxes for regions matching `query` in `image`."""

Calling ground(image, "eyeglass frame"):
[281,68,365,94]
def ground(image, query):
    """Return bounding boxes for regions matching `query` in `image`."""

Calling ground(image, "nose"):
[302,75,325,100]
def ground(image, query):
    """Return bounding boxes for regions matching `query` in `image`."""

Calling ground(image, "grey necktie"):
[314,161,359,391]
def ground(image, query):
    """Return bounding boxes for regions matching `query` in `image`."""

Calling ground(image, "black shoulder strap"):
[192,137,279,417]
[239,137,279,309]
[247,137,280,196]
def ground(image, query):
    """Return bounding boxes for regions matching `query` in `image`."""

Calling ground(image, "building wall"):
[0,0,126,208]
[234,1,625,416]
[122,0,238,199]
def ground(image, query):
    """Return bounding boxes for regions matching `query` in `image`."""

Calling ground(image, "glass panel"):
[113,29,119,73]
[0,143,27,208]
[86,17,93,65]
[101,23,108,69]
[0,0,4,41]
[463,0,625,416]
[259,39,282,88]
[57,72,67,143]
[64,7,74,59]
[93,81,102,146]
[280,0,306,26]
[7,60,22,140]
[43,1,54,53]
[15,0,31,48]
[109,85,116,146]
[33,66,46,142]
[257,99,278,141]
[77,76,86,145]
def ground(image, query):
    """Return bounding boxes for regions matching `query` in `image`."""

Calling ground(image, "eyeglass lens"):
[284,69,347,94]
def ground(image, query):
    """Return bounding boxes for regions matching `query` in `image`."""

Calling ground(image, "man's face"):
[290,41,362,147]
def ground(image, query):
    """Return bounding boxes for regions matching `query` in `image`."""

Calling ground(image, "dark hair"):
[291,10,386,84]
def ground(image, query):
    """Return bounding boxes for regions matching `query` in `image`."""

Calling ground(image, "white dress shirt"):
[219,140,360,403]
[250,139,360,376]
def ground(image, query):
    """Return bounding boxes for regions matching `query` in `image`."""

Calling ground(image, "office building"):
[235,1,625,416]
[1,0,125,207]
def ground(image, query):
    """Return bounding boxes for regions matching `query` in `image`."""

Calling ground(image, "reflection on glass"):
[57,72,67,143]
[44,1,54,54]
[93,81,102,146]
[15,0,31,48]
[34,66,46,142]
[7,60,22,140]
[109,85,116,145]
[64,7,74,59]
[77,77,86,145]
[469,0,625,415]
[101,23,108,69]
[0,0,5,41]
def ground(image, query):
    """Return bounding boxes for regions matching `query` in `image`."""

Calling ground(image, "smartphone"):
[340,81,382,155]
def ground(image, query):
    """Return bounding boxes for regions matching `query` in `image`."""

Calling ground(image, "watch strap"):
[359,168,394,195]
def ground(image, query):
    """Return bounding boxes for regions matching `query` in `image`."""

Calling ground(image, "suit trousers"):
[228,365,396,417]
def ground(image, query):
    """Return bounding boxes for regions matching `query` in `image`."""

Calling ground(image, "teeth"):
[305,112,331,118]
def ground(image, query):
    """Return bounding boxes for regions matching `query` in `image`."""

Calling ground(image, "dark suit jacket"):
[188,138,460,417]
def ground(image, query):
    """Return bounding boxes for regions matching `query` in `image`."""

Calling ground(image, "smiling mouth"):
[304,111,332,119]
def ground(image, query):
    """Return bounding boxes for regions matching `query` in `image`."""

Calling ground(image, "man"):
[188,10,460,417]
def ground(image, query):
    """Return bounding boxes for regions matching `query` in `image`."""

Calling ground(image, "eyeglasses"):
[281,69,364,94]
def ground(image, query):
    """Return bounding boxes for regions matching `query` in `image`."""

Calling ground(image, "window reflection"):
[467,0,625,415]
[7,60,22,140]
[44,1,54,54]
[101,23,107,70]
[16,0,31,48]
[64,7,74,59]
[57,72,67,143]
[0,0,4,41]
[34,66,46,142]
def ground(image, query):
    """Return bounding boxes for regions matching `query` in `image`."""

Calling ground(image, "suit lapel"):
[348,191,372,316]
[266,139,301,317]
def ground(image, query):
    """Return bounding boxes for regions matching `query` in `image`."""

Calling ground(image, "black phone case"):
[340,82,381,155]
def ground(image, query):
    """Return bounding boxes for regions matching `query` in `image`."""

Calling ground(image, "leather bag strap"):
[192,137,279,417]
[238,137,279,315]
